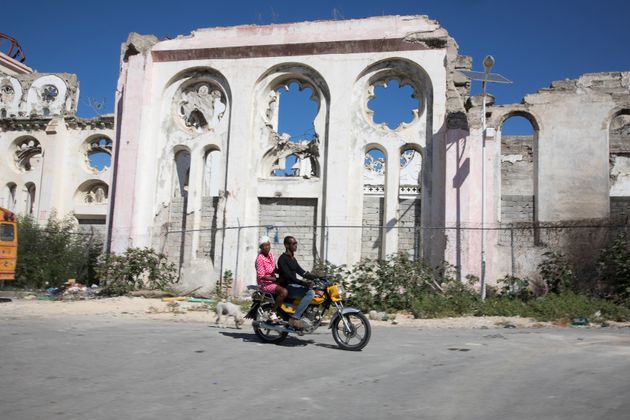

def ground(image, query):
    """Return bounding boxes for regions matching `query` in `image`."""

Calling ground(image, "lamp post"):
[458,56,512,300]
[480,55,494,301]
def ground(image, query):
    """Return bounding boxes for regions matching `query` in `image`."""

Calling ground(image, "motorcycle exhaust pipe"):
[252,321,290,333]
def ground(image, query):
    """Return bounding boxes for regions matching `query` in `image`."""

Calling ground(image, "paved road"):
[1,318,629,420]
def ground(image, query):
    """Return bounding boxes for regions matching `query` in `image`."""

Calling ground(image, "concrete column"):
[382,143,400,257]
[188,146,204,260]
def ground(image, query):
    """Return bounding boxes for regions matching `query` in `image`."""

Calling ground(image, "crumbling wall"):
[361,196,384,259]
[197,197,220,260]
[398,198,421,258]
[0,72,78,118]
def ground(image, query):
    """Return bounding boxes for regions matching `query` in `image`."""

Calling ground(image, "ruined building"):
[109,15,630,290]
[0,34,114,232]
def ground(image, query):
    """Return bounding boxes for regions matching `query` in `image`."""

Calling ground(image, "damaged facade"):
[110,16,630,290]
[110,16,447,289]
[0,39,114,232]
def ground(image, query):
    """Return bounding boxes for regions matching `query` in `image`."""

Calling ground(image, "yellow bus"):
[0,207,17,281]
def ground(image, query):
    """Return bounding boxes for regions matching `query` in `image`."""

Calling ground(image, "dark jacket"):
[277,253,315,287]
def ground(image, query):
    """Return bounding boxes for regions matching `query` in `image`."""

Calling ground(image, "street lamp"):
[458,56,512,300]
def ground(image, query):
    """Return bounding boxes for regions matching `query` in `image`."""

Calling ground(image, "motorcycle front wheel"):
[253,305,288,344]
[332,312,371,351]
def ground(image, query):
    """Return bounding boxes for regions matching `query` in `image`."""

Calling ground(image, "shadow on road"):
[219,331,315,347]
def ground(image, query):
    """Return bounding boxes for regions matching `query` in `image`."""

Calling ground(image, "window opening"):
[86,137,113,171]
[174,150,191,198]
[25,183,36,215]
[500,115,536,224]
[0,224,14,242]
[267,81,320,178]
[368,79,419,130]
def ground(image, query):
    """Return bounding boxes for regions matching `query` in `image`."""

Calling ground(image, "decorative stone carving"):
[83,183,108,204]
[266,132,320,178]
[363,149,386,190]
[0,83,15,105]
[40,85,58,103]
[177,83,225,131]
[0,77,22,117]
[399,149,422,188]
[364,151,385,174]
[14,139,42,171]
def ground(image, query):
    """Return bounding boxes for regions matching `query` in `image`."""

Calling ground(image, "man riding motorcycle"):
[276,235,317,330]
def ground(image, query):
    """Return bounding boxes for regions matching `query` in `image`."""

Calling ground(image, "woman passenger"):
[255,236,287,322]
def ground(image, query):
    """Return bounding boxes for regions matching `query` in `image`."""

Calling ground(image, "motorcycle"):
[245,278,371,351]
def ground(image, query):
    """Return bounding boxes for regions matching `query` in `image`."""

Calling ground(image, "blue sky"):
[4,0,630,134]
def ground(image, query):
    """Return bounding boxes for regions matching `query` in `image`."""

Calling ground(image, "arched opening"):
[398,147,422,258]
[169,149,192,273]
[173,150,191,198]
[609,110,630,222]
[75,181,109,205]
[200,148,221,262]
[85,136,112,172]
[264,79,321,178]
[275,81,318,142]
[500,114,538,224]
[24,182,36,216]
[362,147,386,259]
[4,183,16,211]
[368,79,420,130]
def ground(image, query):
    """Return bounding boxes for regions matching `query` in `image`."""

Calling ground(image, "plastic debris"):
[571,317,589,327]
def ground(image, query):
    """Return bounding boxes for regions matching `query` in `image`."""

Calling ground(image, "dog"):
[214,301,245,329]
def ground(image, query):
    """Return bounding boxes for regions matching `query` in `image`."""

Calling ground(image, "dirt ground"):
[1,295,628,329]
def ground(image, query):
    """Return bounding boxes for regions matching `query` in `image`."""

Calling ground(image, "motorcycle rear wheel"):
[253,306,288,344]
[332,312,371,351]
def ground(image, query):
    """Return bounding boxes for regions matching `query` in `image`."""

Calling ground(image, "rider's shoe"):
[288,317,312,330]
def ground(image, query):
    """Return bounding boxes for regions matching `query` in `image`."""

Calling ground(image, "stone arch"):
[163,67,232,137]
[493,108,542,133]
[11,135,43,172]
[256,63,330,178]
[26,75,69,116]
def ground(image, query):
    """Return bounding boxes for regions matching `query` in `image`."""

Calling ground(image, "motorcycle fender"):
[328,307,362,329]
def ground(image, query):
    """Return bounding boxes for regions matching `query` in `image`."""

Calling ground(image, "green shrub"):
[15,213,102,289]
[597,233,630,302]
[497,275,533,301]
[344,253,447,312]
[96,247,178,296]
[538,251,575,294]
[528,292,630,322]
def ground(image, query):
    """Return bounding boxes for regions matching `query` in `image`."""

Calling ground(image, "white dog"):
[214,301,245,329]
